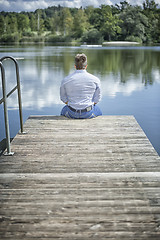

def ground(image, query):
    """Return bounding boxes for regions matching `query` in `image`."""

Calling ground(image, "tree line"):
[0,0,159,44]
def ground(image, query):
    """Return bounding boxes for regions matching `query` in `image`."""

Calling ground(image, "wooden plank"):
[0,116,160,239]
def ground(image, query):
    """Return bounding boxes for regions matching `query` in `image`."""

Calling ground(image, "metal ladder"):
[0,56,25,155]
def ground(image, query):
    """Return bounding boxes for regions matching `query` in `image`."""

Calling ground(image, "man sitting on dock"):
[60,53,102,119]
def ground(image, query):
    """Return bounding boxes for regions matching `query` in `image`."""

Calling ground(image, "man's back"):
[60,69,101,110]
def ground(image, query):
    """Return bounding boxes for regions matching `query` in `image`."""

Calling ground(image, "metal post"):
[0,56,26,155]
[0,56,25,134]
[14,58,24,133]
[0,62,14,155]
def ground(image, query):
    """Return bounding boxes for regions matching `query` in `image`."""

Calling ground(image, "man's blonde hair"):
[75,53,87,70]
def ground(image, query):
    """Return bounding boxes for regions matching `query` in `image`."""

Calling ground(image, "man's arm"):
[60,84,68,104]
[92,81,102,104]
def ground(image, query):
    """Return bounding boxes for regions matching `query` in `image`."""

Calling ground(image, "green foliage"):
[0,0,159,44]
[29,14,37,31]
[142,0,159,43]
[72,9,89,38]
[82,29,103,44]
[0,15,5,34]
[0,33,20,43]
[17,14,30,32]
[125,36,142,43]
[99,5,122,41]
[59,8,73,36]
[119,5,149,42]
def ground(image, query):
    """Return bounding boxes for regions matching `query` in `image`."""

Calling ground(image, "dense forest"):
[0,0,160,44]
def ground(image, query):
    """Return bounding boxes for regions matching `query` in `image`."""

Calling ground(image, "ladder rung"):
[0,85,18,104]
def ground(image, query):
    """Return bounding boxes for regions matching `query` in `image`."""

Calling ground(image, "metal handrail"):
[0,56,24,155]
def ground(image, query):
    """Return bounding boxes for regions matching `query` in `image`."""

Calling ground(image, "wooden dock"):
[0,115,160,239]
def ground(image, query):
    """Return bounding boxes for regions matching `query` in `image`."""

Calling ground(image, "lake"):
[0,45,160,156]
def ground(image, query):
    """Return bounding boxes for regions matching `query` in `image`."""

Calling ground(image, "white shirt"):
[60,69,101,110]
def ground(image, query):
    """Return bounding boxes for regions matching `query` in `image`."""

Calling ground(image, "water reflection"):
[87,48,160,84]
[0,46,160,110]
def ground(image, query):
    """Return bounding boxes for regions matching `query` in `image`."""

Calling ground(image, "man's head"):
[75,53,87,70]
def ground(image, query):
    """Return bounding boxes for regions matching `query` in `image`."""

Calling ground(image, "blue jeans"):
[61,105,102,119]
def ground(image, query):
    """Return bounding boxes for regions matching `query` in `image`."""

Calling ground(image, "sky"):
[0,0,160,12]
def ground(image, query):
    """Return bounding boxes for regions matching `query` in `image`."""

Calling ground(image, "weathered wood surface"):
[0,115,160,239]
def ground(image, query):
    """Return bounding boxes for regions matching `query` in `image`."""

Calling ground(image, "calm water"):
[0,45,160,155]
